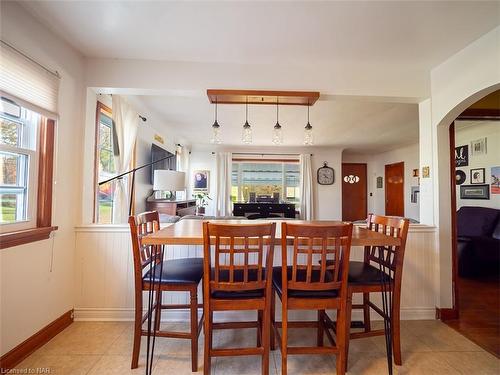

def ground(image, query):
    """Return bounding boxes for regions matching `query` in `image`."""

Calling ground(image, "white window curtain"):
[299,154,314,220]
[216,152,232,216]
[0,41,60,118]
[112,95,139,223]
[176,145,190,200]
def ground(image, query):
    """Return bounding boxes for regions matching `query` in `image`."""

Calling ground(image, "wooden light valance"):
[207,89,320,106]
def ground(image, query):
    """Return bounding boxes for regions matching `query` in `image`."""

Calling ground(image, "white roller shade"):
[0,41,60,117]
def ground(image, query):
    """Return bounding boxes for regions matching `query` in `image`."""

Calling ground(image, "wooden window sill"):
[0,226,58,250]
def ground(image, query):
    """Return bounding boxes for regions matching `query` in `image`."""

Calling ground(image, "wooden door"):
[385,162,404,216]
[342,163,367,221]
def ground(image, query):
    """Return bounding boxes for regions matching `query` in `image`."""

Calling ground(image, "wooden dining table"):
[141,219,400,375]
[143,219,402,247]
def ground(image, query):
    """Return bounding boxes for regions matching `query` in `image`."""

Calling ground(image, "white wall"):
[343,143,420,222]
[455,120,500,210]
[420,25,500,308]
[188,145,343,220]
[0,2,85,355]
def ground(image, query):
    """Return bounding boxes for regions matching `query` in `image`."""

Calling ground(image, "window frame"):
[0,112,57,249]
[231,158,300,204]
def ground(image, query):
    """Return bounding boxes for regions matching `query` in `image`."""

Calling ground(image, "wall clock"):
[317,162,334,185]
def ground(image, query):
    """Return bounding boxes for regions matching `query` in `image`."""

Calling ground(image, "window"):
[0,97,56,248]
[94,102,116,224]
[231,160,300,203]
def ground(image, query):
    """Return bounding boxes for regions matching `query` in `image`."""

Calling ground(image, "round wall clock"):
[317,162,334,185]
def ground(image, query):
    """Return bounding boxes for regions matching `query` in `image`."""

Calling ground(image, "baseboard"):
[0,309,74,371]
[435,307,459,321]
[74,307,436,322]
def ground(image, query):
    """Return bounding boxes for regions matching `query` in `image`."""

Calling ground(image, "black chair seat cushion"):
[348,261,392,285]
[211,268,266,299]
[143,258,203,285]
[272,266,339,299]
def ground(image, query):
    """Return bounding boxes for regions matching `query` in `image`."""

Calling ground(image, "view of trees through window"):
[0,98,39,226]
[231,161,300,204]
[96,103,115,224]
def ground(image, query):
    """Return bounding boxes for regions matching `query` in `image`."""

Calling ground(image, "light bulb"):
[304,122,313,145]
[272,122,283,145]
[211,122,222,144]
[242,122,252,144]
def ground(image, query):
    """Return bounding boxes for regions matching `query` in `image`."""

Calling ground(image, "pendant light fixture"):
[211,98,222,144]
[272,97,283,145]
[303,104,313,145]
[242,96,252,144]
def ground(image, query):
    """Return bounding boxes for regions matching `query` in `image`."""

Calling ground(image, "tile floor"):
[15,320,499,374]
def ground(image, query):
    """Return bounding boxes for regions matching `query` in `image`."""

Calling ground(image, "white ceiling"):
[18,1,500,151]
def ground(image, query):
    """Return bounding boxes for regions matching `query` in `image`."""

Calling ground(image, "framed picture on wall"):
[460,184,490,200]
[470,137,487,155]
[455,145,468,167]
[470,168,485,184]
[193,170,209,192]
[492,166,500,195]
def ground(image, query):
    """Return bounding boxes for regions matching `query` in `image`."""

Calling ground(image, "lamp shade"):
[153,170,186,191]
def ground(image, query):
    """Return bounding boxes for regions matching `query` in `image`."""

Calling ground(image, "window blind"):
[0,40,60,118]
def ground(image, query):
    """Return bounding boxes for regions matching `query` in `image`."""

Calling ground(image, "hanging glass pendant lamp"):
[211,98,222,144]
[304,104,313,145]
[242,97,252,144]
[272,97,283,145]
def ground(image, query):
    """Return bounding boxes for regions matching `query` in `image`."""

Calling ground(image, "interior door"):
[342,163,367,221]
[385,161,405,216]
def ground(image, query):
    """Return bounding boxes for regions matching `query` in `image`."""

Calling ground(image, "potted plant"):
[193,192,212,215]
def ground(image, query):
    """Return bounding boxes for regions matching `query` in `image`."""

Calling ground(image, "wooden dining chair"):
[271,222,354,375]
[344,214,409,368]
[202,221,276,375]
[128,211,204,371]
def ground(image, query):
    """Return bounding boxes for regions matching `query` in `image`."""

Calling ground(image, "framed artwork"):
[491,166,500,195]
[193,170,209,191]
[455,170,466,185]
[376,176,383,189]
[460,184,490,200]
[470,138,487,156]
[470,168,485,184]
[422,166,430,178]
[455,145,468,167]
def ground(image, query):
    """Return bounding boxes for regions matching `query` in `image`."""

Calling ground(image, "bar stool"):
[202,221,276,375]
[128,211,204,371]
[271,222,354,375]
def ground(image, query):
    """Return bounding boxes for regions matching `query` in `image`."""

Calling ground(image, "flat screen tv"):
[150,144,176,184]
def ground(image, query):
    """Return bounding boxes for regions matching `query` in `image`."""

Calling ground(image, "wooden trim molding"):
[436,307,459,321]
[0,309,73,370]
[0,226,58,249]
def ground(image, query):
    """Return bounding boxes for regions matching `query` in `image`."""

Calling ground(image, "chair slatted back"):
[128,211,162,272]
[281,222,353,293]
[203,222,276,293]
[364,214,410,279]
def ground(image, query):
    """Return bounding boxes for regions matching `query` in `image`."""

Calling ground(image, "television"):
[150,144,176,184]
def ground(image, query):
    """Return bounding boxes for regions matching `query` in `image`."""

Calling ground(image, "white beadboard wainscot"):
[74,224,437,322]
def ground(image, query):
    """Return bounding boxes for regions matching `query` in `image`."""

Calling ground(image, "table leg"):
[378,248,393,375]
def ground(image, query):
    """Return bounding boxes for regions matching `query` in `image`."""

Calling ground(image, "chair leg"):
[203,311,212,375]
[155,290,162,332]
[261,306,271,375]
[317,310,325,347]
[190,289,199,372]
[362,292,371,333]
[342,292,353,373]
[392,293,402,366]
[281,304,288,375]
[131,292,142,369]
[257,310,263,347]
[336,302,348,375]
[270,290,276,351]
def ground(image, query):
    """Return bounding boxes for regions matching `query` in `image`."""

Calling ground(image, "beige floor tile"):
[16,353,101,375]
[274,352,336,375]
[37,322,129,356]
[346,351,400,375]
[439,351,500,375]
[153,353,207,375]
[87,354,158,375]
[398,352,461,375]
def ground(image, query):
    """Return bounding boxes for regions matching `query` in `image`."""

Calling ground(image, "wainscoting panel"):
[74,224,437,322]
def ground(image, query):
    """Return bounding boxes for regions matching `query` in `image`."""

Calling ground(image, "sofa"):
[457,206,500,277]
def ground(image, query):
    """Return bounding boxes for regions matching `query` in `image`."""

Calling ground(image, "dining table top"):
[142,219,401,247]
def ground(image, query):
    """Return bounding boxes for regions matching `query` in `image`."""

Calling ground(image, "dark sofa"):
[457,206,500,277]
